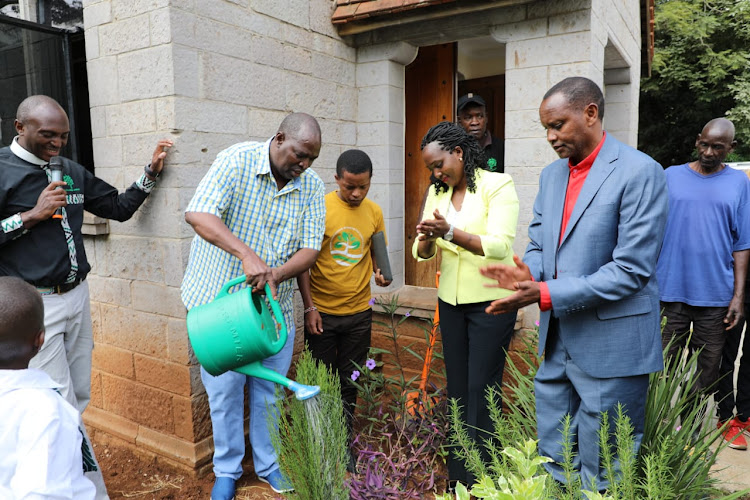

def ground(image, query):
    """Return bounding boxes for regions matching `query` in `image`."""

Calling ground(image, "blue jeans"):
[201,324,295,479]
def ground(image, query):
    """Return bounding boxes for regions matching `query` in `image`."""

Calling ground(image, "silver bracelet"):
[304,306,317,314]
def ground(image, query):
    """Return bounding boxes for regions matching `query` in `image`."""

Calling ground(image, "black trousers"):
[717,302,750,422]
[305,308,372,436]
[661,302,727,395]
[438,299,516,484]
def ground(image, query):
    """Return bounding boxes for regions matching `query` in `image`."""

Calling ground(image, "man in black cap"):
[457,93,505,172]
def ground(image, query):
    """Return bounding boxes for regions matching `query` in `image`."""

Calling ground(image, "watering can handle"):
[265,283,288,348]
[215,276,288,347]
[216,276,247,299]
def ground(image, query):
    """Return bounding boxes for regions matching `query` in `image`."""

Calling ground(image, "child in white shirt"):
[0,276,96,499]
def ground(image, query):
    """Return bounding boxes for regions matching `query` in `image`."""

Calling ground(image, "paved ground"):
[712,425,750,495]
[711,323,749,496]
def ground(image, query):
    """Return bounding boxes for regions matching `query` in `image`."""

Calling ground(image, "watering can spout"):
[287,381,321,401]
[234,362,320,401]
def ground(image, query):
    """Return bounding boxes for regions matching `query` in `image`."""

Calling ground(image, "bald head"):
[0,277,45,368]
[16,95,66,123]
[269,113,322,185]
[694,118,737,173]
[14,95,70,162]
[701,118,735,141]
[278,112,321,142]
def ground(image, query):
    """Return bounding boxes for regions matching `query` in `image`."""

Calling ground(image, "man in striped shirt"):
[181,113,325,498]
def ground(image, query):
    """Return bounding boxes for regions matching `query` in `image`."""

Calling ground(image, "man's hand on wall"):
[147,139,174,177]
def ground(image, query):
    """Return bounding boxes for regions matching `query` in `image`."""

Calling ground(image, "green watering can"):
[187,276,320,400]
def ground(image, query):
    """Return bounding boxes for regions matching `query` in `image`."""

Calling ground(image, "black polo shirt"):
[483,133,505,173]
[0,143,150,286]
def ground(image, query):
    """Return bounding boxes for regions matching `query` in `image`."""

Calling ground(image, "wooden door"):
[404,43,456,287]
[458,74,506,140]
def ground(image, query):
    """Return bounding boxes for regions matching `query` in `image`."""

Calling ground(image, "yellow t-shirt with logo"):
[310,191,386,315]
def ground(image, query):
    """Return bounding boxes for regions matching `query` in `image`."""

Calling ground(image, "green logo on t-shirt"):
[331,227,364,266]
[487,157,497,171]
[63,174,80,192]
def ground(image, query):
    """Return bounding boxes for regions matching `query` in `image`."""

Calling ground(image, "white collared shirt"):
[0,369,95,499]
[10,136,47,166]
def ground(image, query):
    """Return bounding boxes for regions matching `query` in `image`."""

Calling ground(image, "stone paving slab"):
[712,439,750,495]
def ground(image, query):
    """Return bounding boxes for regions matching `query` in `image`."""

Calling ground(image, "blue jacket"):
[526,134,669,378]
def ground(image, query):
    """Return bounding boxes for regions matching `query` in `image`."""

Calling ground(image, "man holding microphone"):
[0,95,172,499]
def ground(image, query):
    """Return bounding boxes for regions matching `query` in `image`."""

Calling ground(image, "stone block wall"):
[492,0,640,259]
[81,0,360,469]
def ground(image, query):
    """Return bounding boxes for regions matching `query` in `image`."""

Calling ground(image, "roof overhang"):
[333,0,654,77]
[333,0,533,37]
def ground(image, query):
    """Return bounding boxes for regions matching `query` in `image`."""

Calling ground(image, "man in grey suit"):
[480,77,668,489]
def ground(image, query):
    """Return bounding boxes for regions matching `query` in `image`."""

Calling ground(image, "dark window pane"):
[39,0,83,30]
[0,20,69,157]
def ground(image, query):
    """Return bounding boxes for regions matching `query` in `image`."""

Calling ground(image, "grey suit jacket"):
[525,134,668,378]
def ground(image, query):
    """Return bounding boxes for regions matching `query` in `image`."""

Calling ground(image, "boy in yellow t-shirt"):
[297,149,391,437]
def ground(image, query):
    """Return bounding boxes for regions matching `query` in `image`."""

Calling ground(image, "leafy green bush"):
[441,332,750,499]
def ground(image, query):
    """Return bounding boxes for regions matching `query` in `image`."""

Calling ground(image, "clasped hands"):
[480,255,541,314]
[416,209,450,241]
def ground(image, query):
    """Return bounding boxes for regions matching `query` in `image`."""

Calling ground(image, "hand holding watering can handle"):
[215,276,288,346]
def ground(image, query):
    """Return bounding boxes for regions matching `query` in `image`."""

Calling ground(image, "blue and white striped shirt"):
[181,139,325,327]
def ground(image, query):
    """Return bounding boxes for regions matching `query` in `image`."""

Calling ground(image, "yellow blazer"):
[412,169,519,306]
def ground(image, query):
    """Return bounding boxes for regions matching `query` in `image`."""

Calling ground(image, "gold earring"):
[459,157,463,161]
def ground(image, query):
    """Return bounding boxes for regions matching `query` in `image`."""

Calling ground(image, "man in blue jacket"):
[481,77,668,490]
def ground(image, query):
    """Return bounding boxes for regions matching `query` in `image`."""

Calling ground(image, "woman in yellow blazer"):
[412,121,519,487]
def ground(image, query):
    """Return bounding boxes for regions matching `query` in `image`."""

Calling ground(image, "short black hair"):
[0,276,44,366]
[336,149,373,177]
[543,77,605,120]
[420,121,486,195]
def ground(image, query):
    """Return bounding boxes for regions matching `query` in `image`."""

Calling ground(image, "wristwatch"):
[444,224,454,242]
[144,163,161,179]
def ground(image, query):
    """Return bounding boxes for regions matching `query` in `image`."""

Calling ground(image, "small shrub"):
[271,349,349,500]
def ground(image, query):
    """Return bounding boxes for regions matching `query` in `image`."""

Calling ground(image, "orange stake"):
[405,271,440,416]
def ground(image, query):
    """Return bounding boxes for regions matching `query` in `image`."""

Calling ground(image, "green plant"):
[442,329,750,499]
[435,439,552,500]
[640,0,750,166]
[270,349,349,500]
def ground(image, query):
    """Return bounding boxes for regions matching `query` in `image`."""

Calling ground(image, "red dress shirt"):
[538,132,606,311]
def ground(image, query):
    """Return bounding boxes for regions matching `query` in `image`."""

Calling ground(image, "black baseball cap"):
[457,93,486,113]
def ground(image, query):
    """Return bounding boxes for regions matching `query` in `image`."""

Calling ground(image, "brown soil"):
[92,432,283,500]
[91,428,443,500]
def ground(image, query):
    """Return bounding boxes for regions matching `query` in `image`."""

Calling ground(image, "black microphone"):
[48,156,64,220]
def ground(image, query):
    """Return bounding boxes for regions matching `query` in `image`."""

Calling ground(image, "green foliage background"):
[639,0,750,166]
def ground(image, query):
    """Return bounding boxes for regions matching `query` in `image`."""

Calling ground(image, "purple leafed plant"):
[348,293,449,497]
[348,389,448,498]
